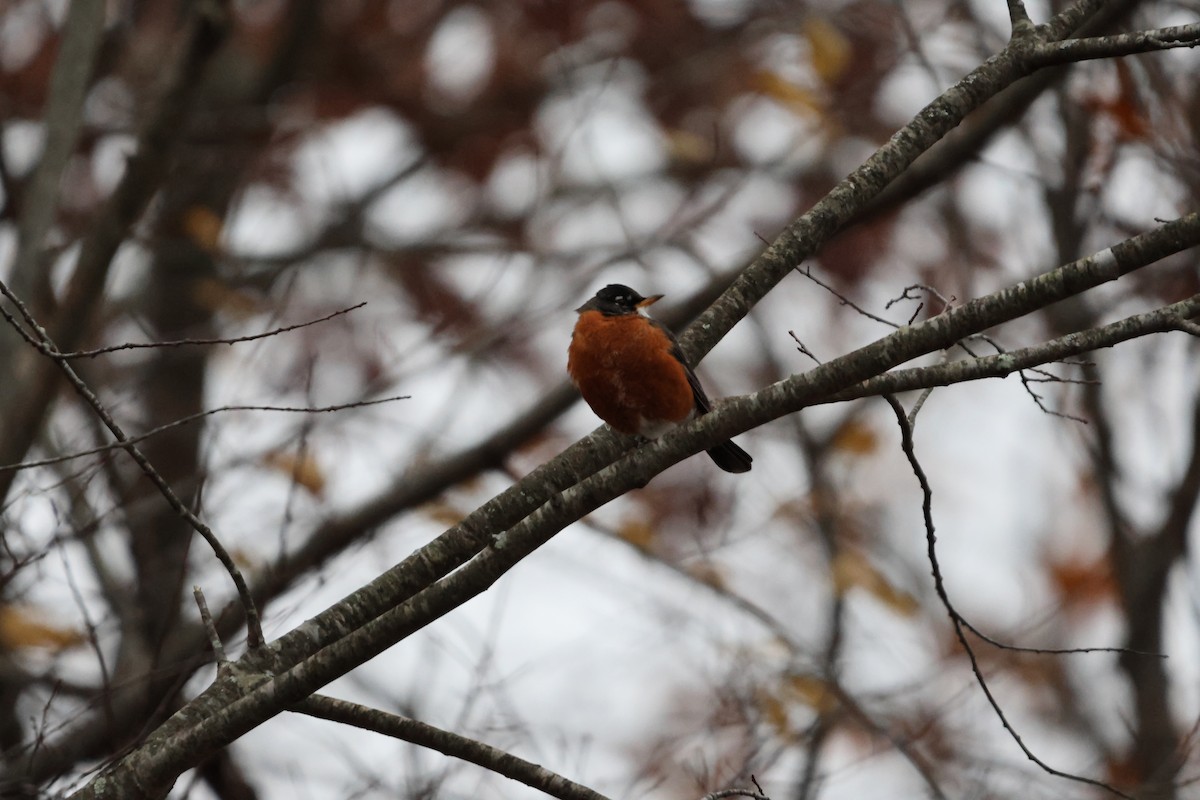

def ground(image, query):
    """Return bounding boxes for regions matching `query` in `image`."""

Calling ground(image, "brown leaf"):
[831,550,919,616]
[749,70,821,116]
[182,205,224,252]
[686,561,726,590]
[1046,554,1114,611]
[424,500,467,526]
[616,520,657,551]
[804,17,851,85]
[785,673,840,715]
[756,688,793,738]
[262,450,326,497]
[829,418,879,455]
[0,606,85,651]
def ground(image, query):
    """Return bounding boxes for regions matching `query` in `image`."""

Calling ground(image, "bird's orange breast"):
[567,311,695,436]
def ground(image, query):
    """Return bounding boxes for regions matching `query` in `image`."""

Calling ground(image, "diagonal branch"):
[822,294,1200,403]
[294,694,612,800]
[881,394,1132,799]
[94,213,1200,800]
[64,4,1196,793]
[1030,22,1200,65]
[0,279,264,649]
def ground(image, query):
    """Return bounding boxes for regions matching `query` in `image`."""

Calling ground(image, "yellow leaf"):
[757,688,792,737]
[803,16,851,84]
[749,70,821,116]
[0,606,85,651]
[831,550,919,616]
[616,521,656,551]
[424,500,467,526]
[262,451,326,497]
[785,673,839,714]
[830,418,878,456]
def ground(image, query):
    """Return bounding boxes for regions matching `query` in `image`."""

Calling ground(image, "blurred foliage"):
[0,0,1197,798]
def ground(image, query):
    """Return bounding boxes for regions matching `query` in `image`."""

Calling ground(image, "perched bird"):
[567,284,752,473]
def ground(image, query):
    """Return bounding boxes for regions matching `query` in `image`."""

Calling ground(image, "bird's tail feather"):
[707,440,752,473]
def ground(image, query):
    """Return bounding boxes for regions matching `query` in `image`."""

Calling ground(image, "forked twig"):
[0,279,265,649]
[883,393,1134,799]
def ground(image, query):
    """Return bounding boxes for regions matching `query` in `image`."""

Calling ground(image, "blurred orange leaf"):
[829,418,878,455]
[785,673,839,714]
[0,606,85,651]
[803,17,851,85]
[749,70,820,116]
[262,450,326,497]
[1047,554,1113,610]
[425,500,467,526]
[182,205,224,252]
[617,521,657,551]
[831,550,919,616]
[1105,751,1143,791]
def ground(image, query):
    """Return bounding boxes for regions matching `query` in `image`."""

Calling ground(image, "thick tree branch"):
[822,293,1200,403]
[676,0,1125,363]
[1030,23,1200,66]
[64,3,1197,791]
[72,211,1199,800]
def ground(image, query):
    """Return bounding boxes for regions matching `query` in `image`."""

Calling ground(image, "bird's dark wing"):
[650,318,752,473]
[651,318,712,413]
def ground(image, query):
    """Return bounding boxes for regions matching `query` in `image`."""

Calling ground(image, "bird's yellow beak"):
[636,294,663,308]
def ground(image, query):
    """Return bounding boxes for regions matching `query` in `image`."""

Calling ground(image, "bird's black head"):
[576,284,662,316]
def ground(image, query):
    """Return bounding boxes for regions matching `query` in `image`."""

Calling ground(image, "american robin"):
[567,284,752,473]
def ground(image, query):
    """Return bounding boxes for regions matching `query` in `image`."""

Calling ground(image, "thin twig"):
[787,331,823,366]
[797,266,901,329]
[0,278,265,649]
[820,295,1200,406]
[0,395,410,474]
[59,302,367,358]
[193,586,227,665]
[883,393,1134,799]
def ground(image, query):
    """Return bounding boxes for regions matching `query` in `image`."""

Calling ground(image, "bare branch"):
[701,789,771,800]
[59,302,368,359]
[294,694,612,800]
[193,587,227,666]
[882,394,1133,799]
[1007,0,1036,38]
[0,278,264,649]
[823,294,1200,404]
[1030,23,1200,66]
[0,396,410,474]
